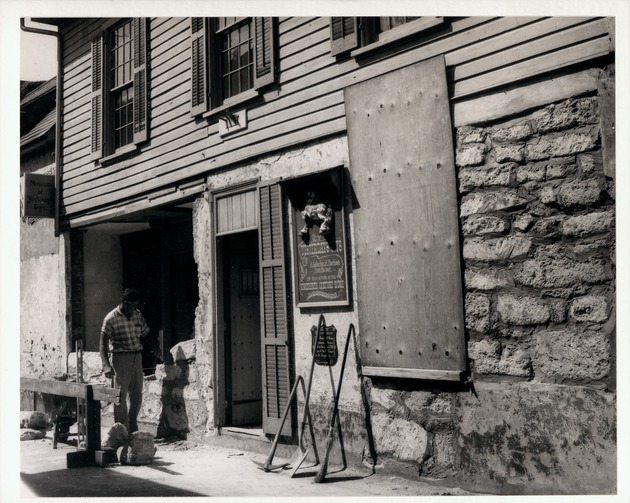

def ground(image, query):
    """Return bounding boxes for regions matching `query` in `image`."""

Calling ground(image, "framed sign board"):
[284,168,350,308]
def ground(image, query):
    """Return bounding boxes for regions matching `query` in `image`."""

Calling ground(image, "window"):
[190,17,276,116]
[330,16,444,57]
[90,18,149,162]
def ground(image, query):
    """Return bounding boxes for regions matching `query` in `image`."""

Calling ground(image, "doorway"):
[221,230,262,427]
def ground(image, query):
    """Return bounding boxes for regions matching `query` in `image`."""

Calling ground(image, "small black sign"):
[311,324,338,366]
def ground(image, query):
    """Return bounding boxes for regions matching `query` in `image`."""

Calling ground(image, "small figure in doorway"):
[299,190,333,236]
[100,288,154,434]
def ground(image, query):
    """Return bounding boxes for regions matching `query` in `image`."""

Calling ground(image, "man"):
[100,288,150,434]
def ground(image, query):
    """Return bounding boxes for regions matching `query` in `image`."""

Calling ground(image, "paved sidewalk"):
[18,431,473,498]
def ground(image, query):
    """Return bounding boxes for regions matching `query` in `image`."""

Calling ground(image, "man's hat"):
[122,288,140,303]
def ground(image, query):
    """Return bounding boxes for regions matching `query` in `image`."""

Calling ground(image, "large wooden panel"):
[345,56,465,378]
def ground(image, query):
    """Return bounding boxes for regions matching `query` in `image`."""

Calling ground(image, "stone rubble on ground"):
[102,422,129,450]
[120,431,156,465]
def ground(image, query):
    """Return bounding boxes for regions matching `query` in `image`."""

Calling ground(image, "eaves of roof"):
[20,77,56,107]
[21,108,56,148]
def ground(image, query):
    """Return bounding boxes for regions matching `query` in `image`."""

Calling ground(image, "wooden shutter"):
[133,17,149,144]
[258,182,292,436]
[90,35,103,160]
[345,56,466,381]
[330,17,359,56]
[254,17,276,89]
[190,17,209,115]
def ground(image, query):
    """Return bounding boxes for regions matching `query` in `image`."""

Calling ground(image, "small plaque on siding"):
[21,173,55,218]
[311,324,338,366]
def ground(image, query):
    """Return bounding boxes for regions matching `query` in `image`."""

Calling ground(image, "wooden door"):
[227,240,262,426]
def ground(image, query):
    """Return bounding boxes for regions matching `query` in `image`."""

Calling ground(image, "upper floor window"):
[110,20,135,149]
[330,16,444,57]
[190,17,277,116]
[90,18,149,162]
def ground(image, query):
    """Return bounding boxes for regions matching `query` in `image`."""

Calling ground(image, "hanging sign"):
[22,173,55,218]
[312,324,338,366]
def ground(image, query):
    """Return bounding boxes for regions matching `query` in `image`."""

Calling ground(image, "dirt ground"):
[17,430,474,499]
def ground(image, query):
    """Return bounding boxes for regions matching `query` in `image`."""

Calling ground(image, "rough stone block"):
[546,158,577,179]
[561,210,614,237]
[549,300,567,323]
[569,295,608,323]
[468,340,531,377]
[458,126,487,144]
[460,191,527,217]
[21,411,49,429]
[465,268,513,291]
[21,428,46,441]
[539,185,557,204]
[458,164,513,193]
[558,179,602,208]
[369,386,399,411]
[465,294,490,333]
[491,122,534,143]
[497,294,551,325]
[533,98,599,133]
[120,431,156,465]
[463,236,532,262]
[103,423,129,450]
[526,131,598,161]
[171,339,196,362]
[512,213,534,232]
[516,163,546,183]
[453,382,616,494]
[462,215,510,236]
[577,153,601,175]
[456,143,486,167]
[371,412,428,463]
[530,216,563,239]
[494,144,525,164]
[515,257,612,289]
[533,329,610,380]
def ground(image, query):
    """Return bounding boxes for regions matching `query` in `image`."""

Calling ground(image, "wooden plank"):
[91,384,120,404]
[63,118,346,220]
[451,18,608,81]
[362,366,463,381]
[452,67,599,127]
[62,102,345,206]
[451,35,610,98]
[21,377,89,400]
[278,17,327,48]
[446,16,592,67]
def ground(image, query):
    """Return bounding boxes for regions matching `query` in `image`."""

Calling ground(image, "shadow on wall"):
[146,339,208,440]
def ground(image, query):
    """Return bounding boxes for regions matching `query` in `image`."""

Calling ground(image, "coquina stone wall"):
[360,69,616,494]
[452,86,616,493]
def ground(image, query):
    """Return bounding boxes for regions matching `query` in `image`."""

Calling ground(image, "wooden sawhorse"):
[20,377,120,468]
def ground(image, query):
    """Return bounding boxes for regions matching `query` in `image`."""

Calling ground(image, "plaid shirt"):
[101,305,149,353]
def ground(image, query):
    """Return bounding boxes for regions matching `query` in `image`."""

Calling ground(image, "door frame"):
[212,182,260,429]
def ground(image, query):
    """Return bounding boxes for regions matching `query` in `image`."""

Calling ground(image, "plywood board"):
[345,56,465,376]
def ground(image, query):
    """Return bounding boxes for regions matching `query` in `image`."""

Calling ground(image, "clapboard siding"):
[63,102,345,209]
[451,18,608,81]
[59,16,613,222]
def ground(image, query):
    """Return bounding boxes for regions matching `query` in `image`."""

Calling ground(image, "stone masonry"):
[453,91,616,493]
[457,95,614,384]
